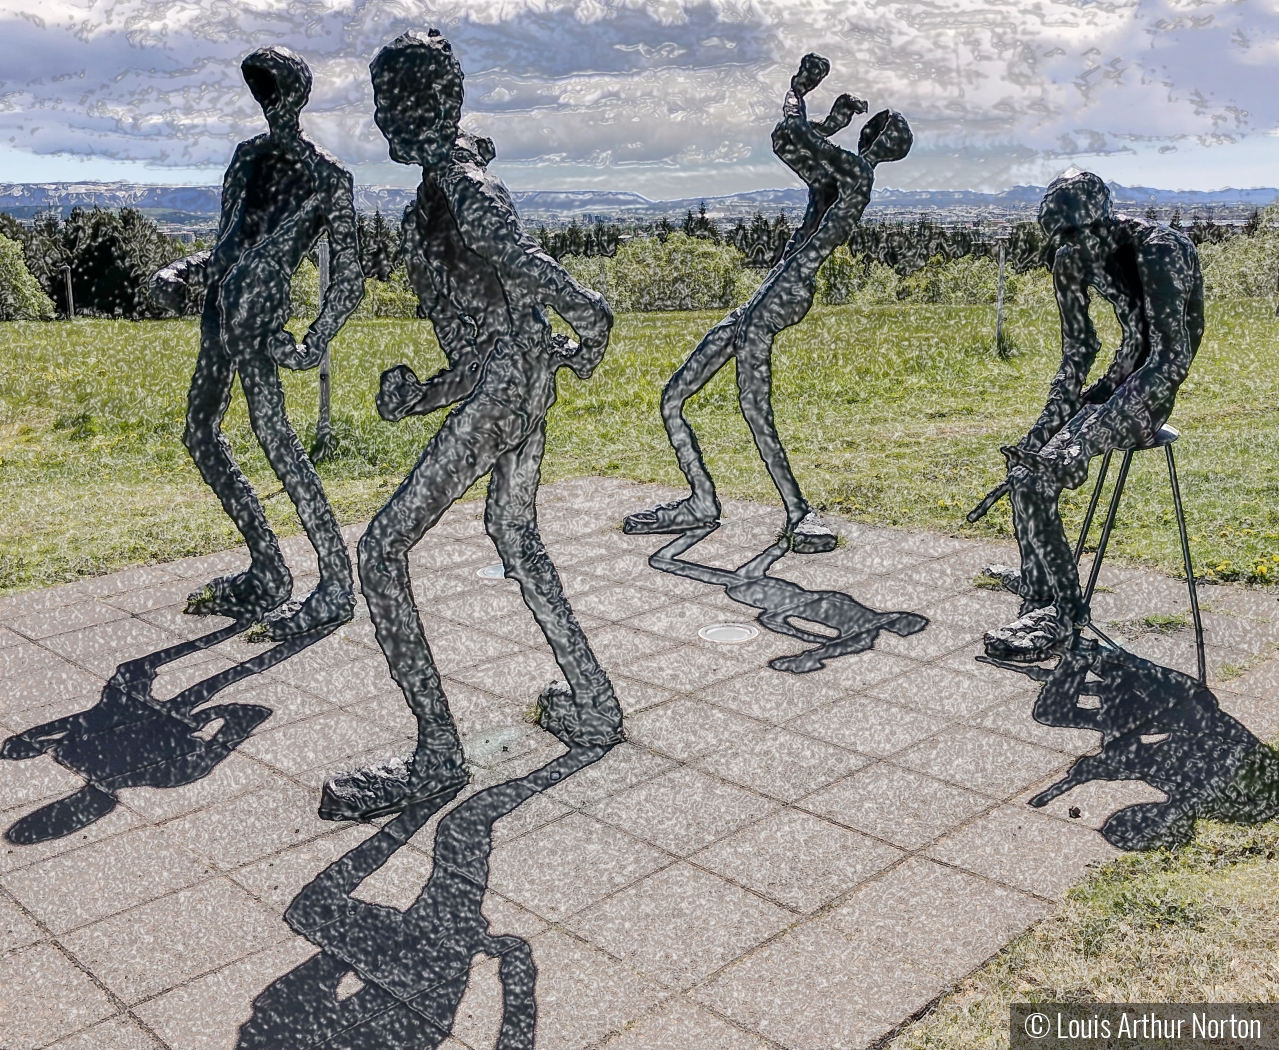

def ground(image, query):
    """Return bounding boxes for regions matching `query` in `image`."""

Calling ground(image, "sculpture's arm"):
[297,169,365,364]
[1077,240,1198,448]
[217,143,253,241]
[271,169,365,371]
[446,172,613,377]
[1017,244,1100,452]
[1081,290,1145,406]
[149,250,212,314]
[375,203,489,422]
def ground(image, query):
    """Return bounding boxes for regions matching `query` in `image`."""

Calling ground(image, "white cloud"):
[0,0,1277,193]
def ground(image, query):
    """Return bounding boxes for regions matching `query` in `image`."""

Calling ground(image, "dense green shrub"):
[291,259,418,319]
[1199,231,1279,301]
[0,235,55,320]
[563,232,742,311]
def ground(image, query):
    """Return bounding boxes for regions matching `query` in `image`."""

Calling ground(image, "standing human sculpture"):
[151,46,364,640]
[624,53,912,553]
[318,30,623,823]
[975,171,1204,661]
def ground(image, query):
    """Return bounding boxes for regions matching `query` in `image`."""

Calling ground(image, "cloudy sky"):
[0,0,1277,196]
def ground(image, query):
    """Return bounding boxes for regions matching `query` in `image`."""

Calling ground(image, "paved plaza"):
[3,478,1279,1050]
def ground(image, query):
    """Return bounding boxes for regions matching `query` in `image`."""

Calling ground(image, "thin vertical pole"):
[995,241,1006,355]
[314,238,333,460]
[63,265,75,319]
[1167,445,1207,684]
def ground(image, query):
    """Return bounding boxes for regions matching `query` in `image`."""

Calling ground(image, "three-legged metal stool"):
[1072,423,1206,683]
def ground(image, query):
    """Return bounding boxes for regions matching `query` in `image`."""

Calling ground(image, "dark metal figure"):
[151,46,364,641]
[975,172,1204,661]
[650,525,926,672]
[0,621,332,844]
[988,647,1279,850]
[624,54,911,553]
[319,31,622,823]
[238,744,607,1048]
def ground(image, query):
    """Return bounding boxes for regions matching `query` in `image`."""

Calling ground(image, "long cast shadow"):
[0,620,336,844]
[650,525,928,673]
[237,743,610,1048]
[984,646,1279,850]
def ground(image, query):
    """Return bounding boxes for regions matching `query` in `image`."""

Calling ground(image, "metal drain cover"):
[698,622,759,644]
[477,564,506,579]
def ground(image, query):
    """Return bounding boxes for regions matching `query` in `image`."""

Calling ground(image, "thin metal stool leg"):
[1082,449,1134,611]
[1167,444,1206,684]
[1075,449,1113,562]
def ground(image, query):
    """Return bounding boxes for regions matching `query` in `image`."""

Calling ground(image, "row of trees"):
[2,199,1276,321]
[0,205,408,321]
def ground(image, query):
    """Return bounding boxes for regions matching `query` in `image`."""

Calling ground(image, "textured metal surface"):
[322,30,622,824]
[151,46,364,640]
[650,524,928,673]
[623,54,912,546]
[984,172,1204,654]
[997,648,1279,851]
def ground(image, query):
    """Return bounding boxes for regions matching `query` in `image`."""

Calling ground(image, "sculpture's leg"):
[623,312,740,535]
[182,305,292,618]
[487,423,622,747]
[235,351,355,640]
[322,397,518,821]
[732,321,835,553]
[985,465,1080,660]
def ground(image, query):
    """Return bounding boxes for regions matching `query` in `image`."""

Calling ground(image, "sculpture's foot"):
[185,564,292,620]
[319,747,468,823]
[246,579,355,642]
[983,605,1071,663]
[786,512,837,554]
[533,681,624,749]
[980,563,1023,596]
[623,497,720,536]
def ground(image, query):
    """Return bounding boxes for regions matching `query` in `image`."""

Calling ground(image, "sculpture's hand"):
[377,363,426,422]
[264,330,310,370]
[831,93,868,126]
[551,332,607,380]
[1003,442,1089,490]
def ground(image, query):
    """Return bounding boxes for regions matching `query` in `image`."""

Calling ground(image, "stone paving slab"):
[0,477,1277,1049]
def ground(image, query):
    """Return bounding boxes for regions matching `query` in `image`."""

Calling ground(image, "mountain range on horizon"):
[1,180,1275,228]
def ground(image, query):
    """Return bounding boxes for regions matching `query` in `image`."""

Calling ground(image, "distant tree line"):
[0,199,1273,322]
[0,205,408,320]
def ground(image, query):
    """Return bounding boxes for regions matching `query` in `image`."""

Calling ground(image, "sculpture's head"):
[858,109,913,166]
[242,47,312,135]
[1039,170,1113,263]
[370,30,464,168]
[792,53,830,96]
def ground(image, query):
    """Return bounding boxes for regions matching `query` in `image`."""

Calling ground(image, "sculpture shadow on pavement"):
[983,645,1279,851]
[649,524,929,673]
[236,743,610,1049]
[0,620,337,844]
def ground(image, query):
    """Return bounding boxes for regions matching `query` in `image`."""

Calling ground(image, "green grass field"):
[3,299,1279,593]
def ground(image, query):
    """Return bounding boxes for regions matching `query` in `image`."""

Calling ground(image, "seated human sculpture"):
[623,53,912,553]
[980,171,1204,662]
[151,46,364,640]
[319,30,622,823]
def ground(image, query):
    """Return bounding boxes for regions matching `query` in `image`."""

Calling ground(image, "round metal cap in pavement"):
[698,622,759,644]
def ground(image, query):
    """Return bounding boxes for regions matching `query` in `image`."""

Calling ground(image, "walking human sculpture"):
[318,29,623,822]
[624,53,912,553]
[972,171,1203,662]
[151,46,364,640]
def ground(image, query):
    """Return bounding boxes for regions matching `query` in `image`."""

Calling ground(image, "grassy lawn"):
[3,300,1279,593]
[889,816,1279,1049]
